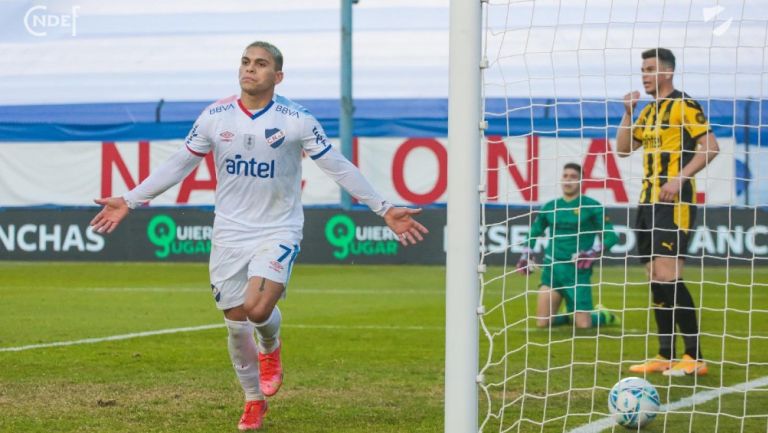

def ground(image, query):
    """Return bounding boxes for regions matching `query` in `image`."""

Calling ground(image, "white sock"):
[253,306,282,354]
[225,319,263,401]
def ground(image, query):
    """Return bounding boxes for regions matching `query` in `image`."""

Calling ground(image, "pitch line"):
[0,324,224,353]
[568,375,768,433]
[77,287,444,295]
[0,323,442,353]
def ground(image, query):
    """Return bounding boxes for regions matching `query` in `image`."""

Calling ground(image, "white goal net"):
[476,1,768,432]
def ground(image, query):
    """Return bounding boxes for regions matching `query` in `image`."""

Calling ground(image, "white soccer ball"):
[608,377,661,429]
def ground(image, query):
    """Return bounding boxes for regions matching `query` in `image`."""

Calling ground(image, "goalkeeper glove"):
[574,247,601,270]
[515,248,537,275]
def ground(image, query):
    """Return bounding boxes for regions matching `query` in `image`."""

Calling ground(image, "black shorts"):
[635,203,696,263]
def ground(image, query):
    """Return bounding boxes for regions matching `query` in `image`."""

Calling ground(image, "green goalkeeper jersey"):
[526,195,618,262]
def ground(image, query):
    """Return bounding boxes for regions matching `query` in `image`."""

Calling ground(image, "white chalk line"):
[0,321,658,354]
[71,287,444,295]
[0,324,224,353]
[3,322,748,354]
[5,323,767,433]
[0,322,443,353]
[568,376,768,433]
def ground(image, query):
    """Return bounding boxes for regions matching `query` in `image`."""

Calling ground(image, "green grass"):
[0,263,766,433]
[480,265,768,433]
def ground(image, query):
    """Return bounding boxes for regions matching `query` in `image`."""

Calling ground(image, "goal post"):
[445,0,482,433]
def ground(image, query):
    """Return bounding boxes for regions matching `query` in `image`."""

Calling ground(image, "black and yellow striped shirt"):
[632,90,711,204]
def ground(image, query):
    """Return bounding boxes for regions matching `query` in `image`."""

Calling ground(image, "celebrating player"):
[616,47,719,376]
[516,163,620,329]
[90,41,428,430]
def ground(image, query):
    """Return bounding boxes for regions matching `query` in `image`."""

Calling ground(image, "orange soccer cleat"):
[663,354,709,377]
[628,355,673,374]
[259,340,284,397]
[238,399,268,431]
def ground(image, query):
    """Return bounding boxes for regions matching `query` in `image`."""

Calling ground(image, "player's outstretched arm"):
[90,197,130,234]
[90,142,206,232]
[383,207,429,246]
[307,142,428,246]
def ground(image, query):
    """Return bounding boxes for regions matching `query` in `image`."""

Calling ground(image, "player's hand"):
[384,207,429,246]
[515,248,536,275]
[659,177,683,202]
[575,248,601,270]
[623,91,640,116]
[90,197,130,234]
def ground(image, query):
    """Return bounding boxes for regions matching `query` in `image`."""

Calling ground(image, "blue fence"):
[1,98,766,143]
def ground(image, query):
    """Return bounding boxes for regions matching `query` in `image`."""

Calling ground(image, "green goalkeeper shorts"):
[539,261,594,313]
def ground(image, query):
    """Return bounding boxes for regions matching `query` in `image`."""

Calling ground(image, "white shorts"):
[209,240,301,310]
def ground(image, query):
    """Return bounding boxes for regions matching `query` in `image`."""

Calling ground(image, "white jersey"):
[187,94,330,245]
[124,94,390,248]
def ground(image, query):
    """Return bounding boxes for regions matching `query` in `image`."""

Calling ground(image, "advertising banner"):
[0,208,214,262]
[0,136,736,207]
[1,207,765,266]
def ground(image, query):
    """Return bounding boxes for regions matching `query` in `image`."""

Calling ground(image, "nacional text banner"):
[0,137,736,207]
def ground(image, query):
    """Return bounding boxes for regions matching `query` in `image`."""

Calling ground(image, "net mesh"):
[477,1,768,432]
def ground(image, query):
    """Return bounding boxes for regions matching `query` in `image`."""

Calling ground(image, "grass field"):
[0,262,766,433]
[480,265,768,433]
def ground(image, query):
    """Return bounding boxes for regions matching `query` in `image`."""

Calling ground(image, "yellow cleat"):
[663,354,708,377]
[628,355,673,374]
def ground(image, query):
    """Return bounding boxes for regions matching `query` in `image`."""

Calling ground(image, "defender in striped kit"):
[616,47,719,377]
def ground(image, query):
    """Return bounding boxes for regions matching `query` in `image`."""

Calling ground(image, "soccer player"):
[516,163,620,329]
[90,41,428,431]
[616,47,719,376]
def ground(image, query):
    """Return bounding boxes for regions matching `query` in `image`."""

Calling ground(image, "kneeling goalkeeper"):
[516,163,620,328]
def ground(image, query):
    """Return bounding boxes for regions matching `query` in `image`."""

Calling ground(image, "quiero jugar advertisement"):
[1,207,765,266]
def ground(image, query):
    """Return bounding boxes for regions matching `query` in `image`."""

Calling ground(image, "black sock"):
[673,280,703,359]
[651,282,675,359]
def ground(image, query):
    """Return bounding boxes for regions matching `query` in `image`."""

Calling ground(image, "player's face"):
[561,168,580,197]
[641,58,673,96]
[239,47,284,95]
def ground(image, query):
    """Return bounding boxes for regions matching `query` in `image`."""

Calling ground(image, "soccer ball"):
[608,377,661,429]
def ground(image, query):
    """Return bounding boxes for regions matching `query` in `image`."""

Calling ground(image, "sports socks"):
[225,319,263,401]
[651,282,676,360]
[673,279,703,359]
[253,306,282,354]
[651,280,703,360]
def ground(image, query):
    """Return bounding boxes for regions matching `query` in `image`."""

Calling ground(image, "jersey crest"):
[265,128,286,148]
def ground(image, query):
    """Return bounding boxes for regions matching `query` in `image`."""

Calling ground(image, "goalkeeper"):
[516,163,619,328]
